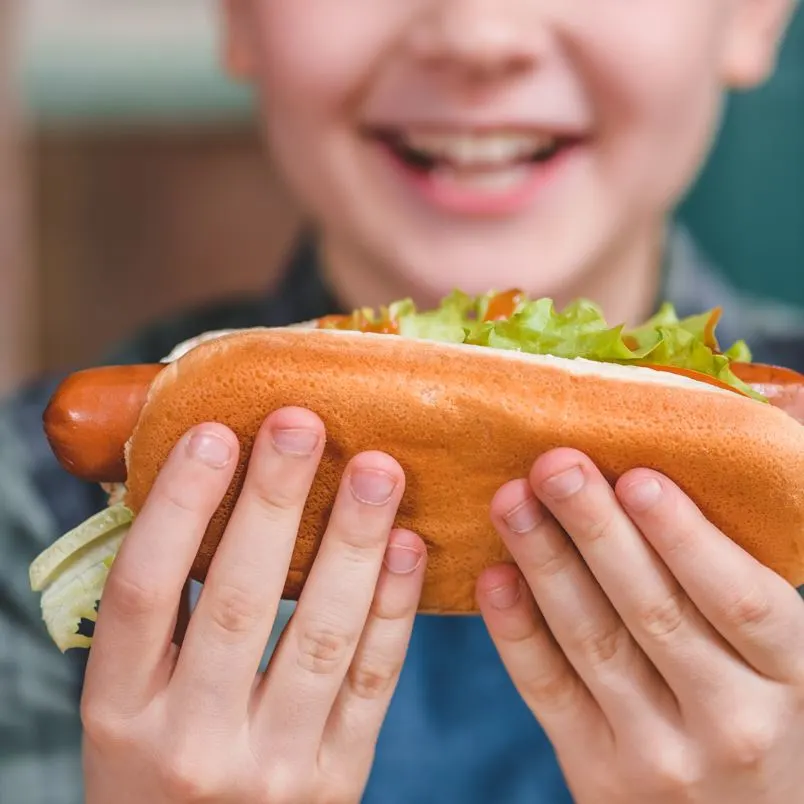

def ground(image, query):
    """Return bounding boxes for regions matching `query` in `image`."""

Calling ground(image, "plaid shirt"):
[1,230,803,804]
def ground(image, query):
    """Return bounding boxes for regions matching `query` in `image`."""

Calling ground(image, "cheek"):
[252,9,355,121]
[249,2,404,122]
[247,2,408,211]
[583,5,728,209]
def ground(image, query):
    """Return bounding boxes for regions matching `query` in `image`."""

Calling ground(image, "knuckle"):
[523,668,584,712]
[80,699,131,747]
[160,742,226,801]
[574,621,630,667]
[261,772,304,804]
[727,586,773,630]
[370,586,416,623]
[296,621,355,675]
[334,534,387,571]
[250,476,305,515]
[639,746,699,796]
[582,510,619,544]
[636,590,687,640]
[104,571,168,619]
[531,537,576,578]
[487,589,545,646]
[206,582,263,639]
[660,522,697,554]
[718,715,777,770]
[338,520,388,554]
[330,508,395,558]
[347,657,401,700]
[162,476,206,515]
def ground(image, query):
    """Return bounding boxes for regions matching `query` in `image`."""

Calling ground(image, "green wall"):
[679,7,804,305]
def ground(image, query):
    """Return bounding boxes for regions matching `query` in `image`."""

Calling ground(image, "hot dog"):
[29,289,804,652]
[41,358,804,486]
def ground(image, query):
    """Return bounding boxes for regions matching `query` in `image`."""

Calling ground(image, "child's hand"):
[80,408,426,804]
[481,447,804,803]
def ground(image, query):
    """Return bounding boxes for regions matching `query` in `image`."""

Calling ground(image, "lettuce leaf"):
[29,504,132,652]
[326,290,762,399]
[396,292,469,343]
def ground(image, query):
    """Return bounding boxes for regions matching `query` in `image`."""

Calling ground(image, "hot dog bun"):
[40,356,804,487]
[120,326,804,612]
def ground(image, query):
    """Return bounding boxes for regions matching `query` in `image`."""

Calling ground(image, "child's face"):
[226,0,790,301]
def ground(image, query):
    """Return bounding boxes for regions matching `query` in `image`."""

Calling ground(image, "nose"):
[408,0,551,82]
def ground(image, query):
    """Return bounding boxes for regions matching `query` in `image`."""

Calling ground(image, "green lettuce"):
[394,293,469,343]
[29,504,132,652]
[325,290,763,400]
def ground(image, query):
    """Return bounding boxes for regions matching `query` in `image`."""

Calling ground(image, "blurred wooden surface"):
[2,3,303,393]
[18,123,300,385]
[0,0,37,395]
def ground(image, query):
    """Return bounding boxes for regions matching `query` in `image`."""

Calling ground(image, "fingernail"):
[488,582,521,610]
[187,431,232,468]
[350,468,397,505]
[622,478,662,511]
[384,545,422,574]
[542,466,585,499]
[504,497,542,534]
[271,427,320,456]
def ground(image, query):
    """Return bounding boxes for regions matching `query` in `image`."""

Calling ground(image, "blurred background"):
[1,0,803,396]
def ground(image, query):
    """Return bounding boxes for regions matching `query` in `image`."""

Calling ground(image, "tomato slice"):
[637,363,749,396]
[484,289,524,322]
[316,313,400,335]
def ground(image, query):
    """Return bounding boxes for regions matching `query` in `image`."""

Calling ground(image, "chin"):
[374,228,592,303]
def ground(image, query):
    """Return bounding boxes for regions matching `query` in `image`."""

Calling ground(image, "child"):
[2,1,804,802]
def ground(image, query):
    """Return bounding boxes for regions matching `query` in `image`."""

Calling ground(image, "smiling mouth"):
[369,128,578,174]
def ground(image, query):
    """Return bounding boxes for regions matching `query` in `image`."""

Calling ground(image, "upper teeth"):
[400,132,556,166]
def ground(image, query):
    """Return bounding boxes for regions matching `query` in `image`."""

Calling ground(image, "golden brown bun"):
[123,328,804,612]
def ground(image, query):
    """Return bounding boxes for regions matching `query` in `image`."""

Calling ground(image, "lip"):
[369,134,583,218]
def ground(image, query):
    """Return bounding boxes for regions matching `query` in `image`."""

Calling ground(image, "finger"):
[617,467,804,682]
[171,408,325,719]
[85,424,238,714]
[477,562,611,757]
[256,451,406,750]
[528,449,749,698]
[489,477,676,735]
[320,529,426,778]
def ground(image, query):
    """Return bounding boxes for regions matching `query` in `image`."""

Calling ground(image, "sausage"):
[731,362,804,424]
[755,383,804,424]
[43,364,164,483]
[41,358,804,485]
